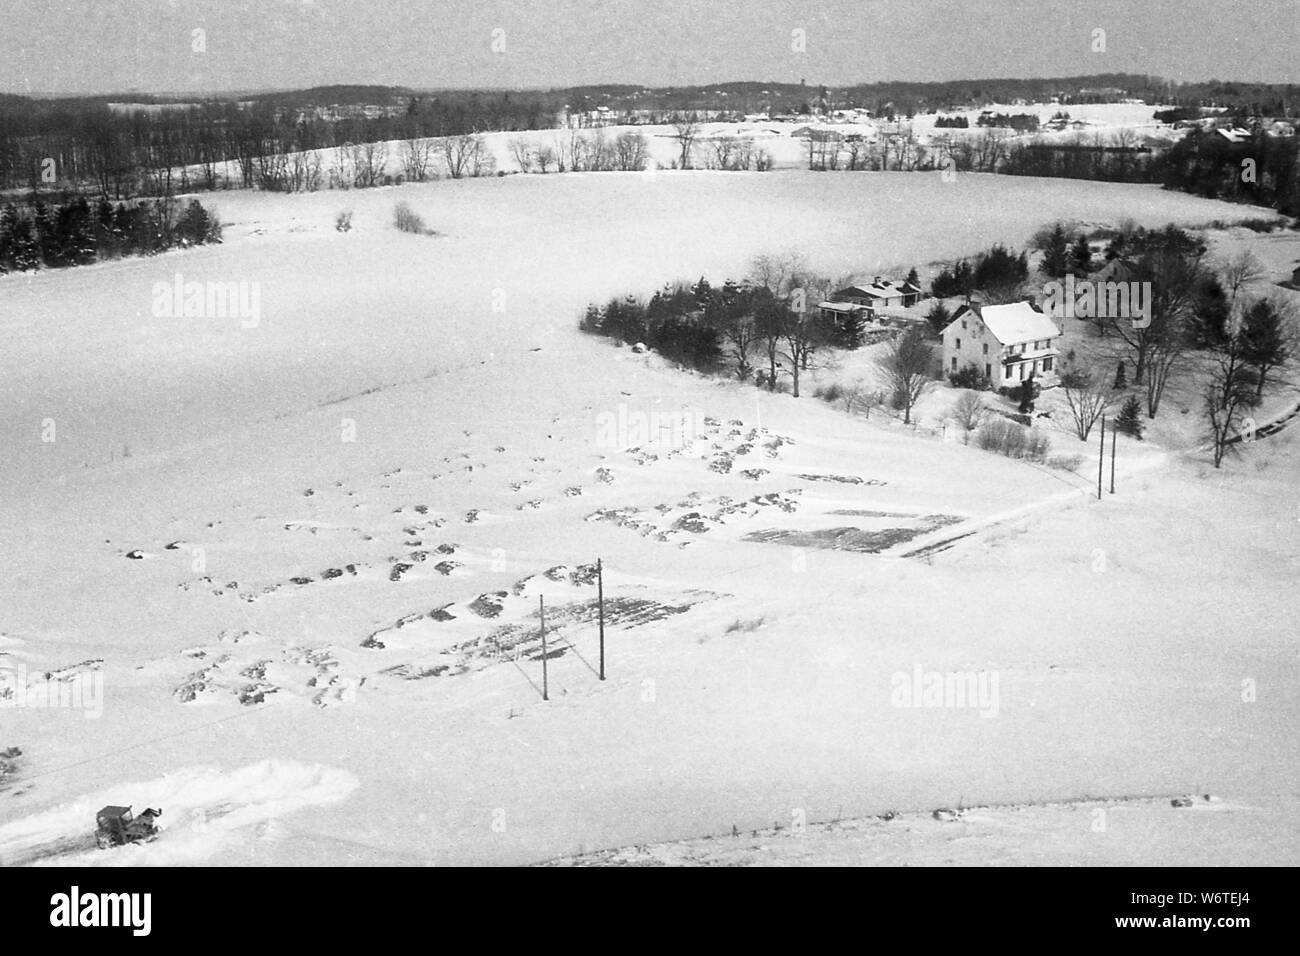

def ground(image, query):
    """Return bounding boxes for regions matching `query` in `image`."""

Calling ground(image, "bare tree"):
[1110,125,1139,180]
[845,137,866,171]
[704,284,761,380]
[1220,249,1266,317]
[707,136,736,170]
[586,131,614,171]
[1110,239,1205,391]
[748,252,808,389]
[949,390,987,444]
[330,143,354,190]
[877,327,935,424]
[1059,367,1114,441]
[285,149,309,191]
[443,133,484,179]
[534,144,557,173]
[353,140,388,188]
[1204,326,1261,467]
[612,131,649,171]
[672,118,700,170]
[551,129,581,173]
[779,276,833,397]
[971,128,1008,172]
[508,136,534,173]
[255,151,288,191]
[402,138,435,182]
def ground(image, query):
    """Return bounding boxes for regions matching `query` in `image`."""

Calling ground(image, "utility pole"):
[1097,417,1105,500]
[596,558,606,681]
[539,595,548,701]
[1109,422,1117,494]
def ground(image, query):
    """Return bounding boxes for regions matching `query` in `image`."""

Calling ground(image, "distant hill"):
[3,73,1297,116]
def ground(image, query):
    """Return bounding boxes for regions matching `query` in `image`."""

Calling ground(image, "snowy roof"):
[837,280,912,300]
[954,302,1061,346]
[818,301,862,313]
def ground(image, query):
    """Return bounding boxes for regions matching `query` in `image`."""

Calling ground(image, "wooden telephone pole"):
[597,558,606,681]
[1110,422,1117,494]
[1097,417,1105,500]
[539,595,548,701]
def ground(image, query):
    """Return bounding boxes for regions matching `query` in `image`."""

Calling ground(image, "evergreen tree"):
[0,203,14,273]
[1242,298,1291,400]
[1040,223,1070,278]
[1017,374,1037,413]
[9,217,40,271]
[835,308,865,349]
[926,300,952,336]
[177,199,211,246]
[57,198,97,266]
[905,266,920,289]
[691,276,712,305]
[973,244,1028,298]
[1071,234,1093,275]
[1115,394,1145,439]
[1188,273,1231,348]
[32,200,56,267]
[95,198,118,258]
[1113,360,1127,389]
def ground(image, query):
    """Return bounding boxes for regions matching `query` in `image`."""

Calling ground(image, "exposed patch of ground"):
[743,514,963,553]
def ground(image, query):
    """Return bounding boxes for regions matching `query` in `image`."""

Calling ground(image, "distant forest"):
[1,73,1297,214]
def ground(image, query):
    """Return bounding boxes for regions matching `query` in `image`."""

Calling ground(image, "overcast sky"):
[3,0,1297,96]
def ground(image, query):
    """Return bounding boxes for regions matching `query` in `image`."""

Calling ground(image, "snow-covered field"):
[1,170,1296,866]
[178,102,1185,187]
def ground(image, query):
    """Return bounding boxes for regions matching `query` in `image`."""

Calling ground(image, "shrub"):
[335,210,353,232]
[814,383,846,404]
[393,201,432,235]
[1239,218,1280,233]
[976,418,1050,462]
[949,362,991,390]
[1045,454,1084,471]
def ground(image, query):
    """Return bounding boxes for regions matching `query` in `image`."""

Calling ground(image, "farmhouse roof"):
[1216,127,1252,143]
[953,301,1061,346]
[818,300,862,313]
[837,279,911,300]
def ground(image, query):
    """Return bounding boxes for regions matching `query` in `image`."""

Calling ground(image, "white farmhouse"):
[941,301,1062,388]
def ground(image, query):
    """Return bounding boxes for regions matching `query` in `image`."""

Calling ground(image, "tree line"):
[0,196,221,275]
[0,92,554,197]
[580,254,863,398]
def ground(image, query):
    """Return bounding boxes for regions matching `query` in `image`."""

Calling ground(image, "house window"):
[951,357,958,370]
[985,363,992,378]
[961,320,967,330]
[956,338,961,350]
[982,343,988,355]
[1018,364,1025,380]
[1043,357,1053,372]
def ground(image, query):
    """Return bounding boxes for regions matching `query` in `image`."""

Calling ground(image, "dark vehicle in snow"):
[95,805,162,848]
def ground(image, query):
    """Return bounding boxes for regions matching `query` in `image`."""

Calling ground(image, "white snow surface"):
[0,169,1297,866]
